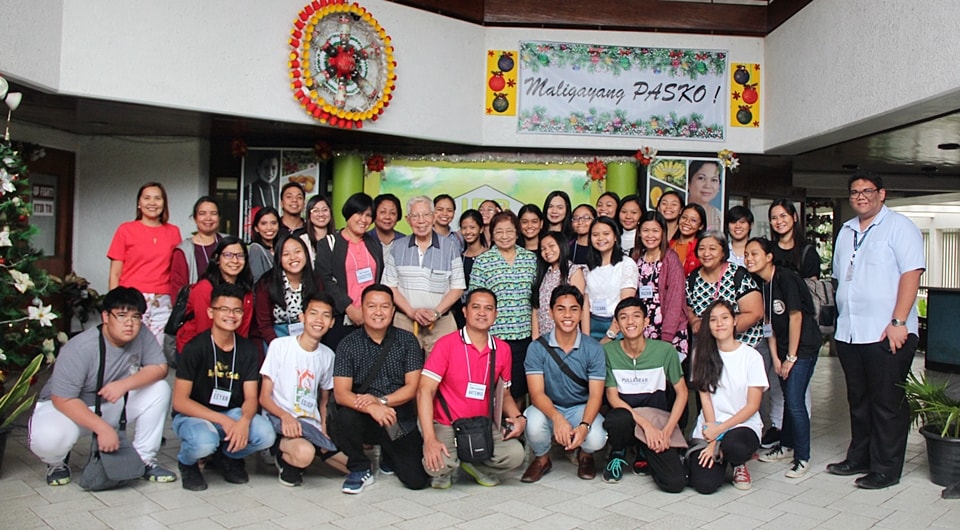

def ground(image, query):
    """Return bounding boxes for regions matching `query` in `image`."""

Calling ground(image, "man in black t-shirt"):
[173,283,276,491]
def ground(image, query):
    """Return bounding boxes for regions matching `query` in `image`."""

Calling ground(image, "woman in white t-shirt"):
[585,216,638,343]
[689,300,768,494]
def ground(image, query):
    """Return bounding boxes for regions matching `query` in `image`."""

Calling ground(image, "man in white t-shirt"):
[259,292,348,487]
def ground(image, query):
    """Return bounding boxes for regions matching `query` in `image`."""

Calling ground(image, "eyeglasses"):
[493,229,517,237]
[572,215,594,223]
[310,207,330,215]
[220,252,246,261]
[110,311,143,324]
[408,213,433,221]
[849,188,879,199]
[479,207,499,214]
[212,306,245,316]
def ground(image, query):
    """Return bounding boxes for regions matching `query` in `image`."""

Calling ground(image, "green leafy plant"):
[0,353,43,429]
[903,371,960,439]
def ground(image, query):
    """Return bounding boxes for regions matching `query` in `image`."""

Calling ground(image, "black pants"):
[688,426,759,494]
[321,317,359,352]
[506,337,531,401]
[331,406,429,490]
[836,335,917,479]
[603,408,688,493]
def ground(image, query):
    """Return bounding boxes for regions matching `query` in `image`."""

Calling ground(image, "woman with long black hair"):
[253,234,320,346]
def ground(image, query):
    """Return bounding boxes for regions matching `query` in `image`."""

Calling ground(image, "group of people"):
[27,169,924,496]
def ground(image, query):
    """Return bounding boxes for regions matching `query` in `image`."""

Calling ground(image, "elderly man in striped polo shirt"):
[383,195,466,356]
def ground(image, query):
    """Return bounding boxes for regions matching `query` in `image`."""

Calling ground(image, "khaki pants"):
[422,422,525,479]
[393,312,457,357]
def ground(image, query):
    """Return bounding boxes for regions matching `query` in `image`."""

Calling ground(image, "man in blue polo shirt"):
[522,284,607,482]
[826,171,925,490]
[383,195,465,356]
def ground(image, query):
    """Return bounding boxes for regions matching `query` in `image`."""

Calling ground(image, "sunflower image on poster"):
[730,63,760,127]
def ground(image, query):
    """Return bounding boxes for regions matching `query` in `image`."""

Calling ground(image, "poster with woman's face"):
[646,157,726,233]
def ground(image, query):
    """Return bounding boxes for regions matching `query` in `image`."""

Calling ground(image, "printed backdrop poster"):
[377,162,591,233]
[518,41,728,140]
[486,50,518,116]
[240,149,319,241]
[647,157,726,232]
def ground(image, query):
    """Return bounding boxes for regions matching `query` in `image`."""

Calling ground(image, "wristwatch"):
[785,355,798,363]
[378,396,389,406]
[605,330,617,340]
[579,421,592,432]
[891,318,906,327]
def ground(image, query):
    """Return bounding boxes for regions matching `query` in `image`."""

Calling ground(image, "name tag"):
[845,262,854,281]
[762,322,773,338]
[356,267,374,284]
[288,322,305,336]
[210,388,232,407]
[465,382,486,400]
[638,286,654,299]
[296,395,316,413]
[592,299,608,315]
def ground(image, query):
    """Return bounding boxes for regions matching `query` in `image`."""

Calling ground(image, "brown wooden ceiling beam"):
[388,0,485,25]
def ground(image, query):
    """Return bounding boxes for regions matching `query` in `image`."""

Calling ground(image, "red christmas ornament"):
[586,157,607,181]
[366,154,385,173]
[741,84,758,105]
[488,71,506,92]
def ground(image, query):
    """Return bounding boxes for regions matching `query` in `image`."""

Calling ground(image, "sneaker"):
[220,456,249,484]
[379,456,395,476]
[143,462,178,483]
[46,461,71,486]
[785,459,809,478]
[758,444,794,463]
[603,453,628,483]
[178,462,207,491]
[276,456,303,487]
[431,473,452,489]
[632,455,650,475]
[760,427,780,449]
[341,469,375,494]
[732,464,752,490]
[259,448,276,466]
[460,462,500,487]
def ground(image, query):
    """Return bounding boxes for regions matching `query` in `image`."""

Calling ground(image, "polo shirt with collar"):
[422,329,512,425]
[383,231,466,311]
[525,330,606,408]
[832,205,925,343]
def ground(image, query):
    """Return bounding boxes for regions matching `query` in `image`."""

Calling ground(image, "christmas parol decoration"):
[584,157,607,189]
[717,149,740,172]
[0,142,61,371]
[289,1,397,129]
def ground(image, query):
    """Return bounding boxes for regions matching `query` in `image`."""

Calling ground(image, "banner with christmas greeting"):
[518,41,728,140]
[729,63,760,127]
[486,50,518,116]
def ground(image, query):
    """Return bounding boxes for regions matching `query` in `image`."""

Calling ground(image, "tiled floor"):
[3,356,959,529]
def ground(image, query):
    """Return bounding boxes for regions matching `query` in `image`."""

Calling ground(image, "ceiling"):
[4,0,959,199]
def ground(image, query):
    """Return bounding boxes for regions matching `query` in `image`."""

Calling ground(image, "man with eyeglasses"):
[29,286,178,486]
[172,283,276,491]
[826,171,925,490]
[383,195,465,356]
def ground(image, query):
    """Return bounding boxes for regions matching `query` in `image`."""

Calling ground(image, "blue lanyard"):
[851,223,875,262]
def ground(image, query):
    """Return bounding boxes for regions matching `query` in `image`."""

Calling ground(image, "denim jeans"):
[524,403,607,457]
[779,356,817,461]
[173,408,277,465]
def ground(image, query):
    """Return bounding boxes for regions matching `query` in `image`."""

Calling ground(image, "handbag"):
[436,337,496,463]
[78,327,146,491]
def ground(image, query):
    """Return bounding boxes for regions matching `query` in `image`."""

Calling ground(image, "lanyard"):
[851,223,875,264]
[711,263,730,301]
[460,329,492,385]
[210,333,237,392]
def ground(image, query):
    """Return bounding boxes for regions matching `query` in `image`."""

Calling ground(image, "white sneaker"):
[758,444,794,462]
[785,459,809,478]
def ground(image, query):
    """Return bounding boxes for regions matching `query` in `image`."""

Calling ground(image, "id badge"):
[210,388,231,407]
[356,267,373,283]
[845,262,854,281]
[638,286,654,299]
[592,299,608,315]
[288,322,305,336]
[465,382,486,400]
[762,323,773,337]
[296,395,316,413]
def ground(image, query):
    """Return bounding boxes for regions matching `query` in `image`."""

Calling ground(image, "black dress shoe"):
[825,460,870,476]
[855,472,899,489]
[942,481,960,499]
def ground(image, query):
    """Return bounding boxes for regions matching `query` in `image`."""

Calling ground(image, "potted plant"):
[0,353,43,476]
[903,371,960,486]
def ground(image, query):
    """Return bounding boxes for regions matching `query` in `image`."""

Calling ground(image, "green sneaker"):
[143,461,178,483]
[431,473,452,489]
[460,462,500,487]
[46,461,71,486]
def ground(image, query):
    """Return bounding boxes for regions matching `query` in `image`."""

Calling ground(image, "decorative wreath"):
[289,1,397,129]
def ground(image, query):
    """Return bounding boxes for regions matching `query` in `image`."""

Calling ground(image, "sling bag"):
[436,334,496,463]
[536,336,588,388]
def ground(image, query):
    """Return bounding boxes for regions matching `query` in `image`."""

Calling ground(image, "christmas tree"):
[0,137,62,375]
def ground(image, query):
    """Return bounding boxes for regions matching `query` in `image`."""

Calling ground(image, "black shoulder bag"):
[536,336,588,387]
[436,337,496,463]
[327,330,398,439]
[78,327,146,491]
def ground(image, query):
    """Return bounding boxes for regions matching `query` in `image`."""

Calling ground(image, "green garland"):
[521,42,726,80]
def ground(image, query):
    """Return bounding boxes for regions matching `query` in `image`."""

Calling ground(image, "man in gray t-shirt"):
[29,287,177,486]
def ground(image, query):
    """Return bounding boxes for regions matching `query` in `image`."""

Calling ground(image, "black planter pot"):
[920,424,960,486]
